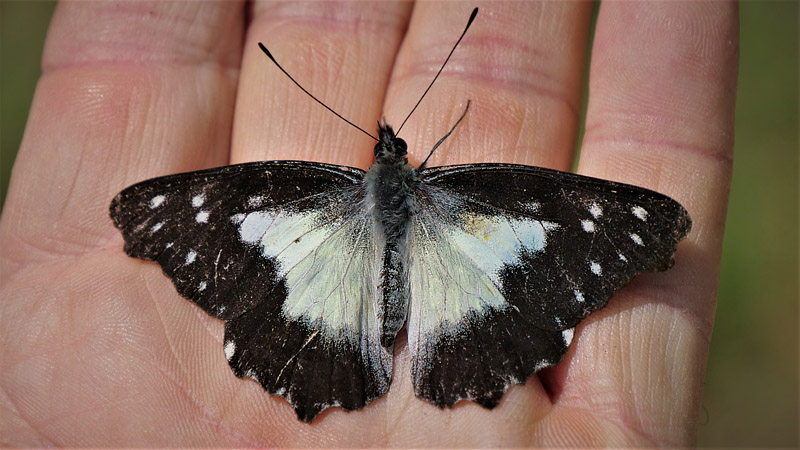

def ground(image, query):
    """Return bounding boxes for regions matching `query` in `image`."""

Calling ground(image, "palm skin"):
[0,1,736,446]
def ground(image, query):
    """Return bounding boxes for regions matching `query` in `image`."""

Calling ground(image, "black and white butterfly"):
[109,8,691,423]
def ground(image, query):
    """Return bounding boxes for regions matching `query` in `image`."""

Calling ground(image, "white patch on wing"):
[197,281,207,292]
[230,213,245,224]
[224,341,235,360]
[618,252,628,262]
[149,195,165,209]
[574,289,585,302]
[630,233,644,246]
[192,194,205,208]
[236,198,386,352]
[590,261,602,276]
[195,211,209,223]
[407,201,560,360]
[632,205,648,221]
[562,328,575,346]
[588,202,602,218]
[447,212,558,287]
[581,219,595,233]
[151,222,163,233]
[185,250,196,264]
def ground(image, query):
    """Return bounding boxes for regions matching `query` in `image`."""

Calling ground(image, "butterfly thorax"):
[365,124,419,241]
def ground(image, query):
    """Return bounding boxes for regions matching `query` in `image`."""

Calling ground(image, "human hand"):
[0,2,736,446]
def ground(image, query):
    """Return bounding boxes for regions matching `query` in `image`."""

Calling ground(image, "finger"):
[232,2,411,168]
[376,0,593,433]
[0,2,244,258]
[562,3,737,445]
[383,1,592,171]
[220,0,413,436]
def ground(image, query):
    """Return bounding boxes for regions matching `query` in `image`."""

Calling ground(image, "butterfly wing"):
[110,161,392,422]
[407,163,691,408]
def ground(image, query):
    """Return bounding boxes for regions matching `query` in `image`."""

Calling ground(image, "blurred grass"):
[0,1,797,447]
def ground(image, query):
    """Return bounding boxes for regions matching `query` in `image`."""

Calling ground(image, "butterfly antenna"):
[258,43,379,141]
[418,100,470,170]
[395,7,478,135]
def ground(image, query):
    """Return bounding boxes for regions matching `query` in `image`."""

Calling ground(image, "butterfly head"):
[374,123,408,165]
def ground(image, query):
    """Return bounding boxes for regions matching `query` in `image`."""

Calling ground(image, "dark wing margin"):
[110,161,392,422]
[408,163,691,408]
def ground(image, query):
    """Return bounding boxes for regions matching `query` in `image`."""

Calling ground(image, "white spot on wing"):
[632,205,648,221]
[630,233,644,246]
[581,219,595,233]
[151,222,163,233]
[618,252,628,262]
[195,211,209,223]
[588,202,602,218]
[574,289,585,302]
[149,195,165,209]
[166,242,173,249]
[197,281,207,292]
[590,261,602,276]
[562,328,575,346]
[224,341,235,360]
[248,195,264,208]
[185,250,197,264]
[231,213,245,224]
[191,194,205,208]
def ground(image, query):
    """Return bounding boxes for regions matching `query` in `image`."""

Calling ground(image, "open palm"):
[1,2,736,446]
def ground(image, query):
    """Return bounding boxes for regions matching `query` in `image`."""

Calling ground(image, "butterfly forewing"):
[406,163,691,408]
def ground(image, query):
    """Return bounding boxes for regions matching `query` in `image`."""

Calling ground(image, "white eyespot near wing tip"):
[195,211,209,223]
[191,194,205,208]
[581,219,595,233]
[632,205,648,221]
[224,341,236,360]
[588,202,602,219]
[562,328,575,346]
[630,233,644,246]
[149,195,166,209]
[590,261,602,276]
[185,250,197,264]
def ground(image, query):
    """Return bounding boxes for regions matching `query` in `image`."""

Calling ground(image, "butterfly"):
[109,8,691,423]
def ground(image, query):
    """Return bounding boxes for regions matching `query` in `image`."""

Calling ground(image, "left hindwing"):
[407,163,691,408]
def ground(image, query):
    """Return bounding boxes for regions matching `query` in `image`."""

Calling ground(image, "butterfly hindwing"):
[110,161,392,422]
[407,163,691,407]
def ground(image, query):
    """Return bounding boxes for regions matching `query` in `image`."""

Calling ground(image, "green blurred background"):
[1,2,797,446]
